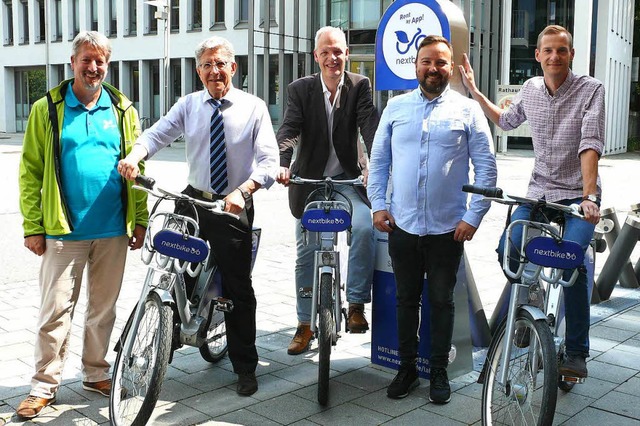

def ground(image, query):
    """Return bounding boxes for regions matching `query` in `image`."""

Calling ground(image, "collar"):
[203,86,236,108]
[320,73,345,95]
[418,85,450,104]
[65,81,111,110]
[543,69,574,97]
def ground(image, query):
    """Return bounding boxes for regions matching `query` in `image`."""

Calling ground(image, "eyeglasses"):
[199,61,230,72]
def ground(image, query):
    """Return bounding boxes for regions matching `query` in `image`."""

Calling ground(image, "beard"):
[419,72,449,96]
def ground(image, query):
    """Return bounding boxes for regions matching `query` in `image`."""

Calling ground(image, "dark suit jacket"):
[277,71,380,218]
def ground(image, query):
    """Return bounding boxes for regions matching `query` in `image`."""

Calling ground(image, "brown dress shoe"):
[347,303,369,333]
[287,323,314,355]
[16,395,56,419]
[82,379,112,397]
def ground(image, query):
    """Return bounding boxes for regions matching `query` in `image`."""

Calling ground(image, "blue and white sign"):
[376,0,451,91]
[301,208,352,233]
[525,237,585,270]
[153,230,209,263]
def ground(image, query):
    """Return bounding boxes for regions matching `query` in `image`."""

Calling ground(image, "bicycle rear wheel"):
[481,309,557,426]
[317,272,333,406]
[110,292,173,426]
[199,305,228,362]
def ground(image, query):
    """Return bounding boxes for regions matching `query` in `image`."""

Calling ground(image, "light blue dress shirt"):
[137,87,279,194]
[368,87,497,236]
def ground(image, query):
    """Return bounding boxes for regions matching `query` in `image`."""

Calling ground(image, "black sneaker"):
[387,364,419,399]
[429,367,451,404]
[237,372,258,396]
[559,355,587,379]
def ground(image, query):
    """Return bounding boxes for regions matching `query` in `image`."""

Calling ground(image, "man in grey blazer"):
[276,26,380,355]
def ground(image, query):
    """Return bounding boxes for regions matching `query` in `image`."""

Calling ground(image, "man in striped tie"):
[119,36,279,397]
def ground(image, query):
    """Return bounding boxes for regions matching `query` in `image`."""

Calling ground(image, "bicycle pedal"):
[560,375,586,384]
[213,297,234,312]
[298,287,313,298]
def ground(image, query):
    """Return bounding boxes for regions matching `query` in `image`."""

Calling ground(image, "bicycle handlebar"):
[133,175,238,220]
[288,174,365,187]
[462,184,584,219]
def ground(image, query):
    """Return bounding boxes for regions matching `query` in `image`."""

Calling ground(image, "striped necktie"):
[208,98,228,194]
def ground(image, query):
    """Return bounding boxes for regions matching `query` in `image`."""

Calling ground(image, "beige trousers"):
[30,236,128,398]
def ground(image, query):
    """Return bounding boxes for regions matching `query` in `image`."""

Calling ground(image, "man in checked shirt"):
[459,25,605,380]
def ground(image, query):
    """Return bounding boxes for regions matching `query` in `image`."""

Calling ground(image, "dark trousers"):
[388,227,463,369]
[178,186,258,374]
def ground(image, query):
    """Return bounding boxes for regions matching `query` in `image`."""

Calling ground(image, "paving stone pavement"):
[1,132,640,425]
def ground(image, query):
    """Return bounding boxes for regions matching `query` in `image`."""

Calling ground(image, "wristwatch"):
[582,194,600,204]
[238,188,251,201]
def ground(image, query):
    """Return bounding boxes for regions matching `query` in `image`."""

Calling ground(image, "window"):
[330,0,348,29]
[351,0,381,29]
[107,0,117,37]
[210,0,225,28]
[237,0,248,24]
[35,0,45,42]
[2,0,13,45]
[19,0,29,44]
[110,62,120,88]
[170,59,181,103]
[90,0,98,31]
[126,0,137,35]
[259,0,276,28]
[71,0,80,39]
[146,3,158,35]
[130,61,140,110]
[53,0,61,41]
[170,0,179,32]
[189,0,202,30]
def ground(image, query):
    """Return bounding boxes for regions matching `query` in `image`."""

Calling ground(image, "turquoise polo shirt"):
[55,82,125,240]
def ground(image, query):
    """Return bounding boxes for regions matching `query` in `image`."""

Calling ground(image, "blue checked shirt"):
[368,87,497,236]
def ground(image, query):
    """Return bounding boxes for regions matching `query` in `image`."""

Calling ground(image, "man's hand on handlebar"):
[580,200,601,225]
[223,190,245,215]
[118,157,141,181]
[276,166,291,186]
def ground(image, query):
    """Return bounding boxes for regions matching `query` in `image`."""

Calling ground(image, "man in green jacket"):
[17,31,148,419]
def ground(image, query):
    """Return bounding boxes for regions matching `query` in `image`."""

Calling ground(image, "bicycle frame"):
[304,198,352,336]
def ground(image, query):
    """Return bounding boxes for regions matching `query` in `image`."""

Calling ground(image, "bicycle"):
[288,175,364,406]
[462,184,611,426]
[109,176,239,426]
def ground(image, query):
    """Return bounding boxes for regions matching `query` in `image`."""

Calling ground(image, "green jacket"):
[19,79,148,238]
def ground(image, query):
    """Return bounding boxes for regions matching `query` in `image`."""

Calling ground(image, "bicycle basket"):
[152,229,209,263]
[301,207,351,232]
[524,236,584,269]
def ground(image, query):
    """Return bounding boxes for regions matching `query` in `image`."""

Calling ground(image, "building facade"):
[0,0,635,154]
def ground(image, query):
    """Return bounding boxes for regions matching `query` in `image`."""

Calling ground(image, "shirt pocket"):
[430,119,466,148]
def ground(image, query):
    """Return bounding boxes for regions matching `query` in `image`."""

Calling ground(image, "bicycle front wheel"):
[481,309,558,426]
[110,292,173,426]
[199,305,228,362]
[317,272,333,406]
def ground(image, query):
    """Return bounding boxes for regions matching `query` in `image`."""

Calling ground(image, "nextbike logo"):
[525,237,584,269]
[375,0,451,90]
[159,240,202,256]
[153,229,208,263]
[306,218,346,225]
[532,248,578,261]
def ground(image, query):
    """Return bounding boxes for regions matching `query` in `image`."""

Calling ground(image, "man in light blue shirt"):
[368,35,496,404]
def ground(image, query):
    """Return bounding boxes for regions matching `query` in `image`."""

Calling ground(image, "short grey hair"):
[314,26,347,50]
[71,31,112,61]
[195,36,235,66]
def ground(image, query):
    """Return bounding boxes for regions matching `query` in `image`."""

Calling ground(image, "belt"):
[186,185,225,201]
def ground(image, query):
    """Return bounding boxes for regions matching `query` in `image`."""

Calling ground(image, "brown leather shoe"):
[347,303,369,333]
[16,395,56,419]
[287,323,314,355]
[82,379,111,397]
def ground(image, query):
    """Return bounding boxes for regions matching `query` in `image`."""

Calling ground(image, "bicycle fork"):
[310,250,341,335]
[498,283,546,389]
